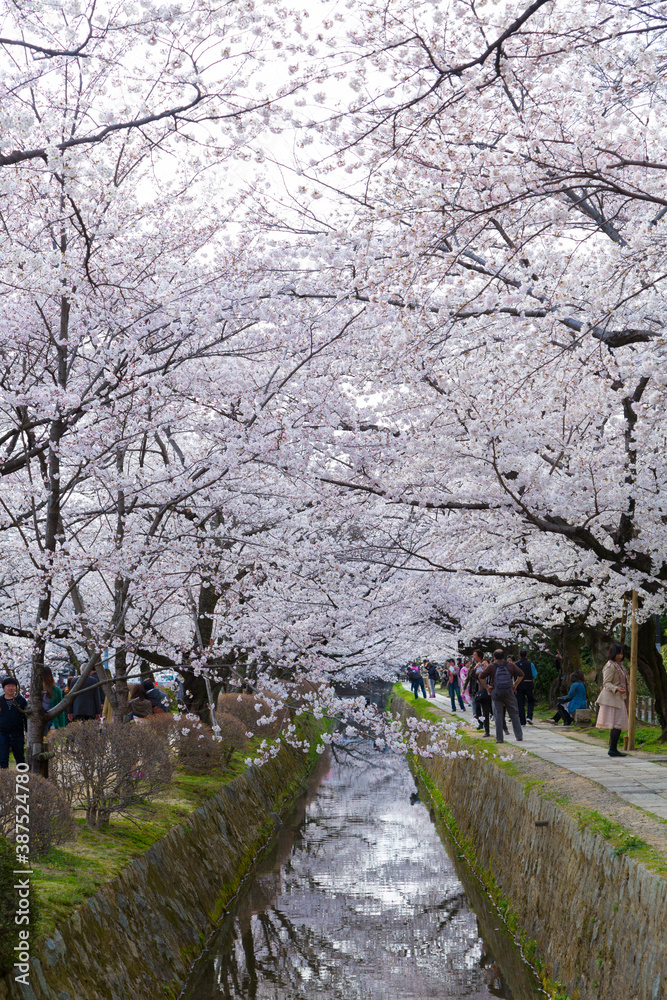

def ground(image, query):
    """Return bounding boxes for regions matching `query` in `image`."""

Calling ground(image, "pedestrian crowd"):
[406,649,536,743]
[405,644,634,758]
[0,669,172,769]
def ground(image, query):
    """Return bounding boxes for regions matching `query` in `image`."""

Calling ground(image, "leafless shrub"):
[216,711,250,751]
[50,720,173,828]
[217,692,288,737]
[0,772,74,855]
[142,712,178,747]
[176,719,229,774]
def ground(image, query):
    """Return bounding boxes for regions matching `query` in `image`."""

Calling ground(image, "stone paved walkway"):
[402,683,667,821]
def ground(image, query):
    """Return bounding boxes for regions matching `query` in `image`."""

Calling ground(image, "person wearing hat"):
[0,676,28,768]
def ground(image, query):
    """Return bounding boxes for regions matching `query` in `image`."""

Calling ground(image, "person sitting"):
[142,677,169,713]
[550,670,587,726]
[128,683,155,719]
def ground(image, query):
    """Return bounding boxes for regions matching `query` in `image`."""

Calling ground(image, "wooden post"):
[627,589,639,752]
[619,595,629,646]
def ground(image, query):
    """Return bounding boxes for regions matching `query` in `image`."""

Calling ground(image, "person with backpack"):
[407,662,426,700]
[515,649,536,726]
[479,649,524,743]
[425,661,439,698]
[447,659,466,713]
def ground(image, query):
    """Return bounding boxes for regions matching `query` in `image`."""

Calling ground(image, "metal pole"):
[627,589,639,752]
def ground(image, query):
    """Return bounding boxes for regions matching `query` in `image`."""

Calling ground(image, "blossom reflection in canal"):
[184,748,544,1000]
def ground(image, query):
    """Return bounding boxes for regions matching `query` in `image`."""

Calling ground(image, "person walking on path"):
[515,650,536,726]
[479,650,524,743]
[426,661,439,698]
[549,671,587,726]
[472,655,493,736]
[407,662,426,700]
[447,659,466,713]
[463,650,484,729]
[596,644,630,758]
[0,676,28,768]
[459,659,470,704]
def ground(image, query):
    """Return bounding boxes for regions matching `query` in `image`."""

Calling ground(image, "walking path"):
[403,683,667,821]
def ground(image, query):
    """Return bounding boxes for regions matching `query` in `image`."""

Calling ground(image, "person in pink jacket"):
[596,643,630,758]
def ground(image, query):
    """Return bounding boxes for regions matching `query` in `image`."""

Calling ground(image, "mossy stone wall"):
[393,696,667,1000]
[0,740,318,1000]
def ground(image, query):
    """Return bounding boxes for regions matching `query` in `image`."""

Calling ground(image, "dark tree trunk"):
[637,618,667,741]
[583,628,612,686]
[548,627,582,707]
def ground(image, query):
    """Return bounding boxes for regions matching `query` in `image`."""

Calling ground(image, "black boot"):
[608,728,627,758]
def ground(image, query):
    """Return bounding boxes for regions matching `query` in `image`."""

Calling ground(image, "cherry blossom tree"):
[233,0,667,728]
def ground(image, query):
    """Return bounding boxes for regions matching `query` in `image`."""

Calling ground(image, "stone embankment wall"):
[0,740,320,1000]
[393,696,667,1000]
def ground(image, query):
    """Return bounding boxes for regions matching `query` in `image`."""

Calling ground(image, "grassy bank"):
[411,758,572,1000]
[31,717,325,938]
[392,684,667,875]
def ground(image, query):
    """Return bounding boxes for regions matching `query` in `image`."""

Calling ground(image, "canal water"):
[182,747,544,1000]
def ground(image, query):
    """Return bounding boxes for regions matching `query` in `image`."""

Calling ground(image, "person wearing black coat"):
[0,676,28,768]
[425,661,440,698]
[71,672,103,721]
[516,651,535,726]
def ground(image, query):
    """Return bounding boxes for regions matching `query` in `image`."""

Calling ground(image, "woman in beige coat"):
[596,643,629,758]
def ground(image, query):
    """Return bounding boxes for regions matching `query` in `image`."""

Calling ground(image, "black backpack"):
[493,660,513,696]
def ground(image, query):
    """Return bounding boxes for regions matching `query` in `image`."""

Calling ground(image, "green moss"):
[30,714,332,940]
[392,686,667,874]
[574,807,666,870]
[411,759,571,1000]
[576,723,667,754]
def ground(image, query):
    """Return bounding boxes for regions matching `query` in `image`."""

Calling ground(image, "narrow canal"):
[183,747,544,1000]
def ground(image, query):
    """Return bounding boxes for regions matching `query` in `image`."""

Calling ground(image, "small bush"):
[285,677,320,712]
[142,712,178,745]
[50,720,173,828]
[0,772,74,856]
[217,692,287,737]
[176,719,229,774]
[216,711,250,751]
